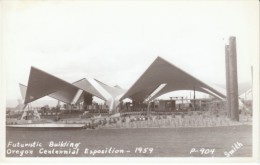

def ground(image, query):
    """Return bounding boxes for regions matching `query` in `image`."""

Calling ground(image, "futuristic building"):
[120,57,226,102]
[20,56,251,114]
[21,67,126,114]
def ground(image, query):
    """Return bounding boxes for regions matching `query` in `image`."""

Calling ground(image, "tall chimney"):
[228,36,239,121]
[225,45,231,118]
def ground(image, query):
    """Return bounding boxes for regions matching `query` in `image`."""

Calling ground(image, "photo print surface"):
[2,0,259,161]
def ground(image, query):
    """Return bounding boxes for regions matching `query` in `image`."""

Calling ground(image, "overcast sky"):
[3,0,258,103]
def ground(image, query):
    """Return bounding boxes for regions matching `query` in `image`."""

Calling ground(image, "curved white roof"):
[120,56,226,101]
[22,57,251,106]
[24,67,80,104]
[23,67,126,104]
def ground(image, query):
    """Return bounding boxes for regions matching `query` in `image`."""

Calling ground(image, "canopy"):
[23,67,126,106]
[24,67,80,104]
[120,56,226,102]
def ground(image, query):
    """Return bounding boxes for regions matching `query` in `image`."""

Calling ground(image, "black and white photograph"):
[1,0,259,163]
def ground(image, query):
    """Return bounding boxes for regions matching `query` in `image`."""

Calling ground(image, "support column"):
[193,87,196,111]
[228,36,239,121]
[147,102,151,115]
[21,103,28,120]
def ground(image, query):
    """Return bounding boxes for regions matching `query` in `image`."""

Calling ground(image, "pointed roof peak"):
[72,78,87,84]
[155,56,164,60]
[120,56,226,101]
[24,67,79,104]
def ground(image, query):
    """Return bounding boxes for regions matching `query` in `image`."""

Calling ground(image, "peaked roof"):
[217,82,252,96]
[120,56,226,101]
[23,67,119,104]
[24,67,80,104]
[48,86,79,104]
[19,83,27,100]
[95,79,126,98]
[72,78,106,100]
[21,84,77,104]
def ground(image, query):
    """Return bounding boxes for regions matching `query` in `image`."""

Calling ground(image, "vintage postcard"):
[0,0,259,164]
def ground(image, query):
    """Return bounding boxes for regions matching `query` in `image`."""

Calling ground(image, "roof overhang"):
[23,67,126,104]
[120,56,226,102]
